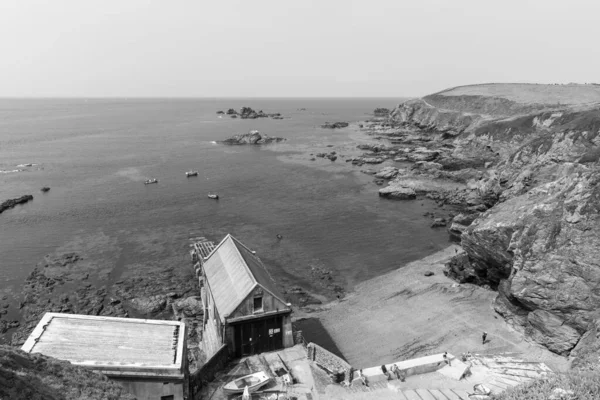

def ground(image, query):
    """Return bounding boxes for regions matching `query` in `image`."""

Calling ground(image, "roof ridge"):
[229,235,258,285]
[203,233,232,262]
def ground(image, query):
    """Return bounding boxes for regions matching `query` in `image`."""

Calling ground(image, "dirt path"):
[310,245,568,372]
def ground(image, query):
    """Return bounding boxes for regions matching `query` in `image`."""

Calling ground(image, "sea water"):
[0,98,452,302]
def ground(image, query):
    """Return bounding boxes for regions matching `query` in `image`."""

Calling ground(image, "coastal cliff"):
[378,83,600,356]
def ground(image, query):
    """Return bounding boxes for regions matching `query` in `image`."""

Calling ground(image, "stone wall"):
[307,342,352,377]
[189,344,228,400]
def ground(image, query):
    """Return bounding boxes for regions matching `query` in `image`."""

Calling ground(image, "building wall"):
[229,285,290,319]
[282,314,294,348]
[189,344,228,400]
[113,378,185,400]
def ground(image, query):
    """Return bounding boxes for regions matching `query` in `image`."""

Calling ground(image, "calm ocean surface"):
[0,98,452,302]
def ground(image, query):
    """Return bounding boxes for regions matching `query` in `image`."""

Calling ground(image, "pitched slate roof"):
[21,313,186,378]
[202,234,287,322]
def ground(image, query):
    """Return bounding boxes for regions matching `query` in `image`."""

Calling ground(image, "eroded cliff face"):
[389,87,600,355]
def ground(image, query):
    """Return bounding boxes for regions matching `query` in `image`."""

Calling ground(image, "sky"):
[0,0,599,97]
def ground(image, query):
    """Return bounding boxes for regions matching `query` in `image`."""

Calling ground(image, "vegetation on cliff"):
[0,345,136,400]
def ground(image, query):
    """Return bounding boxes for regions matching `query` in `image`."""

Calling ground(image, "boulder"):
[172,296,203,318]
[357,143,392,153]
[362,157,385,164]
[379,186,417,200]
[128,295,167,314]
[431,218,447,228]
[407,149,439,162]
[374,166,399,179]
[452,213,479,226]
[411,161,443,171]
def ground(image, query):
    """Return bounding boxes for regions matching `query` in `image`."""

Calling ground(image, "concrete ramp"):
[437,359,471,380]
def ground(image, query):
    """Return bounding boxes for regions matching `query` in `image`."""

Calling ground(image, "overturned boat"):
[186,171,198,177]
[222,371,271,395]
[144,179,158,185]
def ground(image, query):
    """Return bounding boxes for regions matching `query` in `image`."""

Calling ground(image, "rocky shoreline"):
[357,83,600,357]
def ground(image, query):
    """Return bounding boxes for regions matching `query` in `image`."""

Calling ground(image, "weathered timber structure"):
[22,313,188,400]
[193,234,293,359]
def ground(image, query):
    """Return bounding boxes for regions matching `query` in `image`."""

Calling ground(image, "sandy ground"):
[307,245,568,373]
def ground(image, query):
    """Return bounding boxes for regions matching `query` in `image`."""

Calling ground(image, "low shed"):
[22,313,188,400]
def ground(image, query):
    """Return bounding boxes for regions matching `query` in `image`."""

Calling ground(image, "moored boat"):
[222,371,271,395]
[207,194,219,199]
[144,179,158,185]
[186,171,199,177]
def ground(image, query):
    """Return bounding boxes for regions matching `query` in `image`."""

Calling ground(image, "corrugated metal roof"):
[21,313,185,375]
[230,236,287,303]
[203,235,287,322]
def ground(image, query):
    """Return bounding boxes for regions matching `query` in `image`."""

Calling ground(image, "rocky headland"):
[360,83,600,357]
[218,107,284,119]
[223,130,286,145]
[0,195,33,215]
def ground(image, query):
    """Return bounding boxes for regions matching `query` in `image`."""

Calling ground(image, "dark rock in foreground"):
[0,345,135,400]
[0,195,33,215]
[321,122,349,129]
[223,130,285,145]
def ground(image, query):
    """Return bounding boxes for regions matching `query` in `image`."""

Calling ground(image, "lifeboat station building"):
[22,313,188,400]
[198,234,293,359]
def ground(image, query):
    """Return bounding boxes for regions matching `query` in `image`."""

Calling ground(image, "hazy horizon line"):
[0,96,416,100]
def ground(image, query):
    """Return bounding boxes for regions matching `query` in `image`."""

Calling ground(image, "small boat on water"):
[207,194,219,199]
[223,371,271,395]
[41,187,51,193]
[144,179,158,185]
[186,171,199,177]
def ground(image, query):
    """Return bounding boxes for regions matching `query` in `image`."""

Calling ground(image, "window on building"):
[160,396,174,400]
[253,296,263,312]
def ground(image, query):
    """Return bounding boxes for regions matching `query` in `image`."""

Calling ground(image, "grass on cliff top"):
[0,345,136,400]
[492,371,600,400]
[433,83,600,106]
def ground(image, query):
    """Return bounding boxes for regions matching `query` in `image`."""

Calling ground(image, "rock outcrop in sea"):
[363,83,600,356]
[0,195,33,215]
[321,122,349,129]
[223,130,286,144]
[220,107,283,119]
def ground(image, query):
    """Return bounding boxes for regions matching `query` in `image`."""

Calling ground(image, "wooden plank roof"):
[21,313,186,378]
[202,234,288,322]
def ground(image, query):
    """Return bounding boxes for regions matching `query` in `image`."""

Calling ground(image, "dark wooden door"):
[235,316,284,357]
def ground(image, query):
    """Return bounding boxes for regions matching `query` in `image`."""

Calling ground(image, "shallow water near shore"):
[0,98,453,324]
